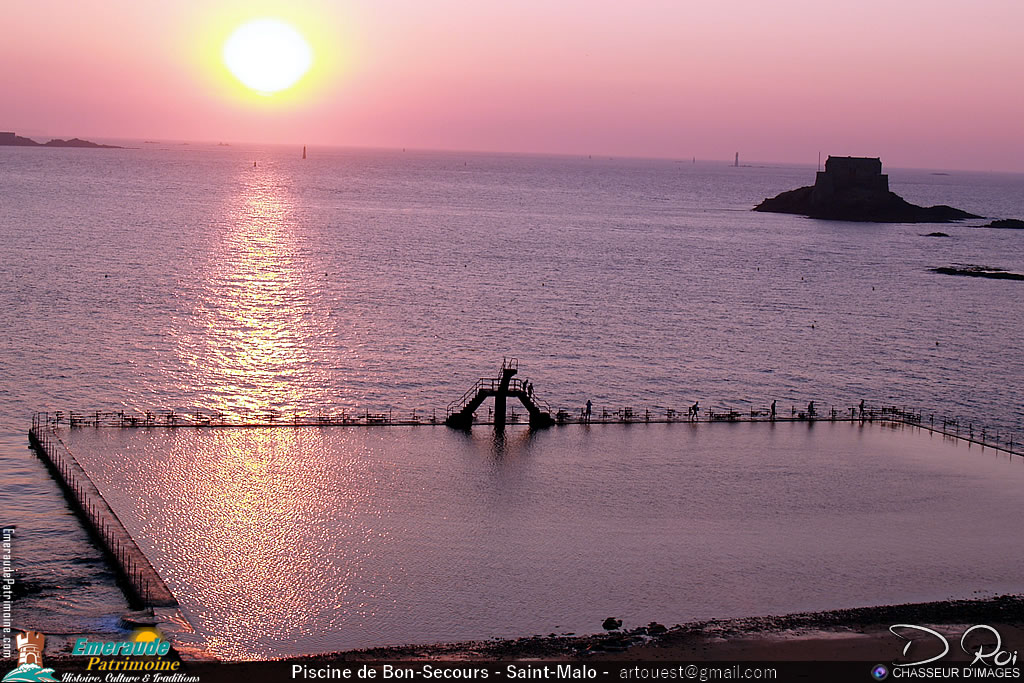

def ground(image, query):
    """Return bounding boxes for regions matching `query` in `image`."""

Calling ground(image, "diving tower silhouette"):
[445,359,555,430]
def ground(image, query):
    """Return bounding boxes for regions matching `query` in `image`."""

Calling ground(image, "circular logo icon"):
[871,664,889,680]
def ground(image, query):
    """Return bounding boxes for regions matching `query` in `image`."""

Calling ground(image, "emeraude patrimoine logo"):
[70,628,180,672]
[2,631,58,683]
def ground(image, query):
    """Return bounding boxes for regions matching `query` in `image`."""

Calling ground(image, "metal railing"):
[29,401,1022,458]
[30,408,439,429]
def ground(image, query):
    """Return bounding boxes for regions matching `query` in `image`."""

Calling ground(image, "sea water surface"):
[1,144,1023,655]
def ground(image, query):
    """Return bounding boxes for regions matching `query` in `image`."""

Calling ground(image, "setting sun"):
[222,19,312,95]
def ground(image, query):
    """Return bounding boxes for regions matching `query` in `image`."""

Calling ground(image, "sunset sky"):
[3,0,1023,171]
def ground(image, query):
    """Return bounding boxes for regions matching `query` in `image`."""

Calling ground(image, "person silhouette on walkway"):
[770,400,776,420]
[585,400,592,422]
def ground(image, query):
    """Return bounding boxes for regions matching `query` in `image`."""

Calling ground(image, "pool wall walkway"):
[28,414,178,608]
[31,403,1023,459]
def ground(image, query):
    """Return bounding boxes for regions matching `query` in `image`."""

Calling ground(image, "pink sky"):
[3,0,1023,171]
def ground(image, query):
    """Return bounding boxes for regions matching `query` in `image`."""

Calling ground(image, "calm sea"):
[2,144,1023,656]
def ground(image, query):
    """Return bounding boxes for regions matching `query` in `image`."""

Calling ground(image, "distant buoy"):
[253,161,257,168]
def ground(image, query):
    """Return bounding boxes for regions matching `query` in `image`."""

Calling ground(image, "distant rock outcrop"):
[983,219,1024,229]
[754,156,980,223]
[931,265,1024,281]
[0,131,121,148]
[0,131,41,146]
[43,137,120,148]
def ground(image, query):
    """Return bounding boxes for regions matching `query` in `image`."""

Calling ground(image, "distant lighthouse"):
[302,145,307,160]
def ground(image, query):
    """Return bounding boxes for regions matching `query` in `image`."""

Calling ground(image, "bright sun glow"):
[223,19,312,95]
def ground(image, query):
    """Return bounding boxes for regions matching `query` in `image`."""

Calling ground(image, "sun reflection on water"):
[175,164,333,417]
[101,427,400,659]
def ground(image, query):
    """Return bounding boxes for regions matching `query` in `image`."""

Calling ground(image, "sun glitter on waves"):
[223,18,313,95]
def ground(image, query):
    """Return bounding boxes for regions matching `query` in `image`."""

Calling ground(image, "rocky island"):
[0,131,121,148]
[754,156,979,222]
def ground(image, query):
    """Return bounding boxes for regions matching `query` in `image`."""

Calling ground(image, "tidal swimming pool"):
[64,421,1024,659]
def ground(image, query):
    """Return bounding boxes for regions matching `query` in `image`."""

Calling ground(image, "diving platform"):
[445,359,555,430]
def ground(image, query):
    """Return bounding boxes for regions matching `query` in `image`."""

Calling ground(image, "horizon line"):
[5,131,1023,175]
